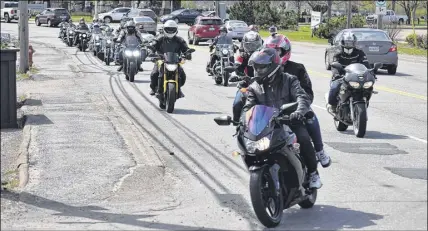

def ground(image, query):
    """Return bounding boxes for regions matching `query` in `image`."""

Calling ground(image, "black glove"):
[185,53,192,60]
[290,111,304,121]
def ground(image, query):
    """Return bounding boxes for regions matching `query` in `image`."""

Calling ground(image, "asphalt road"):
[1,22,427,230]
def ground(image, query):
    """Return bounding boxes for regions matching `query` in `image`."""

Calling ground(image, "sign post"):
[376,0,386,29]
[310,11,322,37]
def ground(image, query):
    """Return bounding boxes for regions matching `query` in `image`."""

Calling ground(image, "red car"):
[188,16,223,45]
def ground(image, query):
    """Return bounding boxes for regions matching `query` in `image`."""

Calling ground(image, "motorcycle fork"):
[269,163,281,197]
[349,97,368,122]
[163,66,179,94]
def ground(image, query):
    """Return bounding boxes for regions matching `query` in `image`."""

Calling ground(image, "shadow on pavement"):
[173,108,220,115]
[267,205,384,230]
[25,114,54,125]
[341,130,409,140]
[0,190,227,230]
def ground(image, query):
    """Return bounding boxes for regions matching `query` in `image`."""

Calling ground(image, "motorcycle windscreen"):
[245,105,277,136]
[164,52,179,63]
[125,36,139,48]
[217,36,233,45]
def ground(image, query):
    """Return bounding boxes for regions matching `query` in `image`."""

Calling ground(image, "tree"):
[391,0,396,11]
[289,1,304,26]
[397,0,420,23]
[306,1,328,14]
[229,0,256,24]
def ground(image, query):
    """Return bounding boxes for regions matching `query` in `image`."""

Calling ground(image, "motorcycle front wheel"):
[250,166,284,228]
[353,102,367,138]
[166,82,176,113]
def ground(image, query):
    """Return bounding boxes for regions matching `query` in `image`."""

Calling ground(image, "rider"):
[148,20,192,98]
[73,18,89,46]
[114,20,144,72]
[327,32,370,113]
[264,34,331,168]
[242,48,322,189]
[268,25,278,37]
[206,26,234,75]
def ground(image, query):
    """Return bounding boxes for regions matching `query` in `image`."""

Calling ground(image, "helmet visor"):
[248,51,273,66]
[342,40,355,48]
[164,27,177,34]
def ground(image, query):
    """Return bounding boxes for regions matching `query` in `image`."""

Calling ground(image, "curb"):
[16,124,31,189]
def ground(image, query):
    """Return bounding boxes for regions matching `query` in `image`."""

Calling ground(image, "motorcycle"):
[325,62,381,138]
[120,36,143,82]
[59,22,68,41]
[90,27,103,57]
[214,102,317,228]
[100,28,115,65]
[75,30,89,52]
[65,26,76,47]
[150,48,196,113]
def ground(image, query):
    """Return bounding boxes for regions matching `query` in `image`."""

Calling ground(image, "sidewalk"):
[1,40,135,205]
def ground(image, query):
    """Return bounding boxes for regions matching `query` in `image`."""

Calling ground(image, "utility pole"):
[377,12,383,29]
[94,0,98,19]
[19,1,29,73]
[170,0,173,12]
[346,0,352,28]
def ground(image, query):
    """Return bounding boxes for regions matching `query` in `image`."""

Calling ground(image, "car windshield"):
[134,17,153,23]
[170,9,184,15]
[54,9,68,14]
[200,19,222,25]
[352,31,391,41]
[5,2,18,7]
[230,21,247,27]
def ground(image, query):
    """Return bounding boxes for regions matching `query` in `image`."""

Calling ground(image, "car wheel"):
[174,18,179,24]
[194,35,199,45]
[325,53,331,70]
[104,16,112,23]
[188,32,193,44]
[387,65,397,75]
[47,19,52,27]
[35,18,41,26]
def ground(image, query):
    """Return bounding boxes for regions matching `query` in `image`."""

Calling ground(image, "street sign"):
[376,6,387,15]
[376,0,386,7]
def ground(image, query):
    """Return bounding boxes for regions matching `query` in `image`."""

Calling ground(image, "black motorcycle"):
[210,43,237,86]
[65,26,76,47]
[214,102,317,228]
[120,36,143,82]
[75,30,89,52]
[325,62,381,138]
[149,48,195,113]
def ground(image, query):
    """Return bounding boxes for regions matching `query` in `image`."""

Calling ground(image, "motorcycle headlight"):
[82,34,87,37]
[132,50,140,57]
[363,81,374,89]
[349,81,360,89]
[165,64,178,71]
[69,30,73,34]
[222,49,228,55]
[106,40,111,44]
[124,50,133,56]
[95,35,100,40]
[245,137,271,153]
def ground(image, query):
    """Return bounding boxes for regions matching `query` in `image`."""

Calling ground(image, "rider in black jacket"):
[73,18,89,46]
[264,34,331,168]
[148,20,191,98]
[328,32,370,113]
[114,20,144,72]
[242,48,322,189]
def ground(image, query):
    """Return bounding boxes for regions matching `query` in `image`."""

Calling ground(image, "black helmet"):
[125,21,136,34]
[248,48,281,83]
[219,26,227,34]
[341,31,357,54]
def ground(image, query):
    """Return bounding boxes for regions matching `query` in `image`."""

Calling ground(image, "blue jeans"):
[306,113,324,152]
[328,78,342,106]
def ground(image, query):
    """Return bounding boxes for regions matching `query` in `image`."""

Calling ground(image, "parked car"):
[125,8,158,22]
[201,11,216,17]
[133,16,157,35]
[366,10,408,25]
[98,7,131,23]
[188,16,223,45]
[35,8,70,27]
[224,20,249,41]
[325,28,398,75]
[1,1,19,23]
[160,8,201,25]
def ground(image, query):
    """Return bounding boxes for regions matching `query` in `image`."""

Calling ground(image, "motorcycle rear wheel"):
[250,166,283,228]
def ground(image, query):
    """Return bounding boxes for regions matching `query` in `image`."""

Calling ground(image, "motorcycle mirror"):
[224,66,236,73]
[331,62,343,71]
[214,116,232,126]
[373,62,382,71]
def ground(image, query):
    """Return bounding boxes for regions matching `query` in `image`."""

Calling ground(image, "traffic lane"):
[5,22,426,229]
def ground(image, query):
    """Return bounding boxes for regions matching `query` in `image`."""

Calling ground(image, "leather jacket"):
[117,29,143,44]
[332,48,370,80]
[151,35,191,60]
[242,71,311,116]
[283,61,314,103]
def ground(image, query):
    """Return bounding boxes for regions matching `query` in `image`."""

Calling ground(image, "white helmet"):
[163,20,178,38]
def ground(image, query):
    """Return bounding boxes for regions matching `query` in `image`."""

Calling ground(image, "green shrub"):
[406,34,428,49]
[314,16,366,39]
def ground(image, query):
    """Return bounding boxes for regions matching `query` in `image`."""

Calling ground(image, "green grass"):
[260,25,427,56]
[259,25,328,45]
[397,44,427,57]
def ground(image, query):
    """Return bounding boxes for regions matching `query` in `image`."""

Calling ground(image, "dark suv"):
[35,8,71,27]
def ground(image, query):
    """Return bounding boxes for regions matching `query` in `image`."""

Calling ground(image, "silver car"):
[325,28,398,75]
[224,20,250,41]
[132,16,157,35]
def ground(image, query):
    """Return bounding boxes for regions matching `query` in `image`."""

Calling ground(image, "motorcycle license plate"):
[209,27,215,31]
[369,46,379,52]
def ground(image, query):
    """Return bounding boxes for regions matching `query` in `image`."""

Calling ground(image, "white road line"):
[312,104,326,110]
[407,135,428,144]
